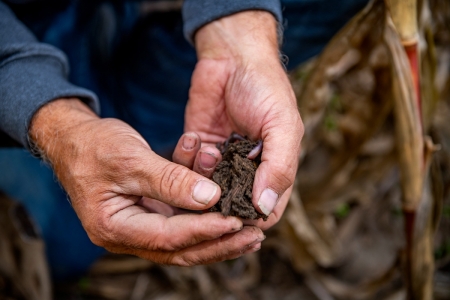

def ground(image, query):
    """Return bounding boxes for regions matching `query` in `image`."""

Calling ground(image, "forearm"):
[29,98,98,166]
[194,10,280,62]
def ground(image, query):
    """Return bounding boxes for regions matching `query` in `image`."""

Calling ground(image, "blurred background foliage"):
[1,0,450,299]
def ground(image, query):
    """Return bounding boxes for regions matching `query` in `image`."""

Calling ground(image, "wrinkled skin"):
[186,11,303,229]
[28,11,303,265]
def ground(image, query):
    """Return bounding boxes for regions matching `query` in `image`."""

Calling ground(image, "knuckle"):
[85,210,118,249]
[144,222,188,253]
[271,162,296,188]
[172,256,193,267]
[85,223,109,248]
[159,164,191,199]
[137,224,173,252]
[151,237,179,253]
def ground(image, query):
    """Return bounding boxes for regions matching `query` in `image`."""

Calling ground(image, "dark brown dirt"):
[210,136,267,221]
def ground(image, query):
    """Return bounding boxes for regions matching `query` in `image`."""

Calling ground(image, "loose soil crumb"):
[210,136,268,221]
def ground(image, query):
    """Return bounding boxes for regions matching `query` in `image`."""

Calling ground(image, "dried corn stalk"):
[0,194,51,300]
[285,0,443,298]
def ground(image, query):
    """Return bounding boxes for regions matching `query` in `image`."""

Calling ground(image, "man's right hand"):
[29,98,264,265]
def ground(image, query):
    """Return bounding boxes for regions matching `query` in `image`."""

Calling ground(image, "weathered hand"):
[29,99,265,265]
[185,11,304,230]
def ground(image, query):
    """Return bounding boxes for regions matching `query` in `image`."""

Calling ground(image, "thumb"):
[136,155,221,210]
[251,125,303,216]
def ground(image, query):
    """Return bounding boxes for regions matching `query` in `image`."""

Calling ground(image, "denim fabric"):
[0,148,105,280]
[0,0,368,280]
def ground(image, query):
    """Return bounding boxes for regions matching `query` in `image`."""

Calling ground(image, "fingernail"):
[241,233,266,253]
[258,189,279,216]
[247,140,263,159]
[183,134,197,150]
[199,152,217,169]
[243,242,262,254]
[250,235,266,246]
[193,180,218,205]
[228,225,243,233]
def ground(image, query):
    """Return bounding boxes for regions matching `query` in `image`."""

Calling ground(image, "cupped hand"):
[29,99,265,265]
[185,11,304,230]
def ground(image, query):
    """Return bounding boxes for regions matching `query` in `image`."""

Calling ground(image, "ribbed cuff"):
[182,0,282,44]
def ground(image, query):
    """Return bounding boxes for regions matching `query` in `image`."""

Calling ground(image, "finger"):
[172,132,201,168]
[99,208,244,253]
[192,146,222,178]
[252,108,304,216]
[136,197,190,217]
[243,185,292,230]
[124,152,221,210]
[136,226,265,266]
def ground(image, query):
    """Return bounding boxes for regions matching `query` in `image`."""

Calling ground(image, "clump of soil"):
[210,135,267,221]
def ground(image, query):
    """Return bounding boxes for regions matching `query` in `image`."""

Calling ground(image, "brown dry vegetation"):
[1,0,450,299]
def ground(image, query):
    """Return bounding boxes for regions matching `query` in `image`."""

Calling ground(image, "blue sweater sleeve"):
[0,1,99,149]
[182,0,282,44]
